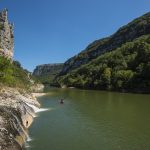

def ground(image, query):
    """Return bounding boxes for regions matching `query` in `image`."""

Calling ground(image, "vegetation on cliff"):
[0,56,37,89]
[57,35,150,92]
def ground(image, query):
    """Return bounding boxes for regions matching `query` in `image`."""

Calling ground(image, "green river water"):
[25,88,150,150]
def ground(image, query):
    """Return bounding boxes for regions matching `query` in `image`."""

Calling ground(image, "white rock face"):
[0,87,40,150]
[30,83,44,92]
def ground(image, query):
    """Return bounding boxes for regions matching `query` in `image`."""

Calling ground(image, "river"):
[25,88,150,150]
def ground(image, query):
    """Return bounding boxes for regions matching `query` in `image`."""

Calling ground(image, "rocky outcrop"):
[30,83,44,92]
[0,9,14,59]
[0,87,40,150]
[59,12,150,76]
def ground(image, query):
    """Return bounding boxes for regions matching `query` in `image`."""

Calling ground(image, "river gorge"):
[25,88,150,150]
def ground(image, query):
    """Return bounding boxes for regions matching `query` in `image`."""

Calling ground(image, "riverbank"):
[0,87,44,150]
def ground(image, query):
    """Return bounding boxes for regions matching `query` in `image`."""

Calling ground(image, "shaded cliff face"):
[60,12,150,75]
[0,9,14,59]
[33,63,63,85]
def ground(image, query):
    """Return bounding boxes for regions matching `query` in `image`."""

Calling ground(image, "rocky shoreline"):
[0,87,43,150]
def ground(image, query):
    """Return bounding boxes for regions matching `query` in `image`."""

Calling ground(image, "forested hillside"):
[0,56,37,89]
[57,12,150,93]
[60,12,150,76]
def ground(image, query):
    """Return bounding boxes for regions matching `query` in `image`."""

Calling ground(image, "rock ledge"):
[0,87,40,150]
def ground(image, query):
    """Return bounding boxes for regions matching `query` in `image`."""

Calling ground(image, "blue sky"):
[0,0,150,71]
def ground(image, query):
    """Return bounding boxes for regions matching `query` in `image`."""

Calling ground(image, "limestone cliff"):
[0,87,41,150]
[0,9,14,59]
[0,9,44,150]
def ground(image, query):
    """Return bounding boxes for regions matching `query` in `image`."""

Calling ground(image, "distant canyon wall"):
[33,63,63,85]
